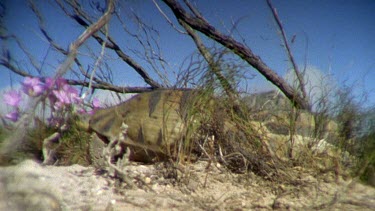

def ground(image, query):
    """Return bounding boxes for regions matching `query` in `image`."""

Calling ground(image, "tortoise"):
[87,89,199,165]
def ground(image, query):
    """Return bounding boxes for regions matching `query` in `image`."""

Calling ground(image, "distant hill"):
[242,90,291,111]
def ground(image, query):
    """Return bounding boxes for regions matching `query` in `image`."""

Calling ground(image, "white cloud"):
[285,65,337,110]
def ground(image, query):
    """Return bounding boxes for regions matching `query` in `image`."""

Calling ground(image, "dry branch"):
[177,20,243,115]
[0,58,155,93]
[62,4,162,88]
[179,20,237,98]
[266,0,308,102]
[2,0,164,94]
[162,0,310,110]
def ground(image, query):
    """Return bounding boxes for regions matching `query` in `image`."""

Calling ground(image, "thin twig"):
[266,0,308,103]
[0,59,156,93]
[152,0,187,34]
[83,23,109,99]
[61,2,162,88]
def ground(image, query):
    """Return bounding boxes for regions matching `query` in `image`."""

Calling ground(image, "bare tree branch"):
[53,0,114,80]
[181,1,238,98]
[0,56,156,93]
[67,79,155,93]
[162,0,310,110]
[56,1,163,88]
[179,20,237,98]
[83,22,109,99]
[266,0,308,103]
[1,33,41,73]
[28,0,66,54]
[0,56,29,77]
[28,0,93,81]
[0,33,150,94]
[152,0,187,34]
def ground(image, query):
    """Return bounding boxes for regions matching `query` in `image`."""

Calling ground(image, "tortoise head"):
[88,102,129,142]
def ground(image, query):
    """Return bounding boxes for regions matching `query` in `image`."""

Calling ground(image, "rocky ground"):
[1,159,374,211]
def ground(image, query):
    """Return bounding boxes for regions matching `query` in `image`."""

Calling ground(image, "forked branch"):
[162,0,310,110]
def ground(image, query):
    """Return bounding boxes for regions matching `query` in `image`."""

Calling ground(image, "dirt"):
[1,160,374,211]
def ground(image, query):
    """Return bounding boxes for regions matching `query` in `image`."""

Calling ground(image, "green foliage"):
[358,130,375,186]
[329,86,375,184]
[176,89,216,162]
[0,115,91,166]
[54,115,91,166]
[332,87,364,154]
[0,126,7,144]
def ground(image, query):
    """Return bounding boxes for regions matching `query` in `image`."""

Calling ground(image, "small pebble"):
[145,177,151,184]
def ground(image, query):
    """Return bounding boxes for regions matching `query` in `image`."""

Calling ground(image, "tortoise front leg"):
[89,133,107,170]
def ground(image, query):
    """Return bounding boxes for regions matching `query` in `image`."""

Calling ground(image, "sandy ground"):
[1,159,374,211]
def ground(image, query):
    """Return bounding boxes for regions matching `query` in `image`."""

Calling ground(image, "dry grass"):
[0,89,366,188]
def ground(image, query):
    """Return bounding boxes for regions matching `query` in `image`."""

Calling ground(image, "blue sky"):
[1,0,375,106]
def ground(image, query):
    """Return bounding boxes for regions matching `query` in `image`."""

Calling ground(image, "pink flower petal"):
[45,78,54,89]
[5,110,19,122]
[53,90,70,104]
[55,78,67,89]
[92,98,101,108]
[33,85,45,95]
[3,90,22,107]
[87,110,95,115]
[22,77,45,96]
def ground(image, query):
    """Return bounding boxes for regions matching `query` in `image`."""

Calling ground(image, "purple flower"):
[55,78,68,89]
[22,77,45,96]
[86,110,95,115]
[45,77,55,89]
[3,90,22,107]
[5,110,20,122]
[45,77,67,89]
[77,98,102,115]
[53,89,70,104]
[92,98,101,109]
[52,96,65,110]
[77,107,87,114]
[66,86,81,104]
[52,84,81,109]
[85,98,101,115]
